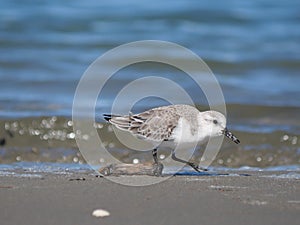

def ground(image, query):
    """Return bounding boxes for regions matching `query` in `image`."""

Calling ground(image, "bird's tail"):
[103,114,131,131]
[103,114,113,122]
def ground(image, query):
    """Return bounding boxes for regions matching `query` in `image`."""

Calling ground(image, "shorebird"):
[104,104,240,175]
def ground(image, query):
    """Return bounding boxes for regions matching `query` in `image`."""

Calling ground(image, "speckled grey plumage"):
[107,104,199,142]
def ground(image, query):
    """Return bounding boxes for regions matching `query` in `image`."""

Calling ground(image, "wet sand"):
[0,171,299,225]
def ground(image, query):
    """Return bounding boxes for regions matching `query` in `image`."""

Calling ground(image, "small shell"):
[92,209,110,218]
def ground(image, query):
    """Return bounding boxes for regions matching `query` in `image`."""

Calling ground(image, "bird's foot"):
[188,162,208,173]
[152,162,164,177]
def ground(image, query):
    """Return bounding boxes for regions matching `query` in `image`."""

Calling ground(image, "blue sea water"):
[1,0,300,118]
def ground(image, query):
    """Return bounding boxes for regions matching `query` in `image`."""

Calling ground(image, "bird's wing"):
[107,106,181,142]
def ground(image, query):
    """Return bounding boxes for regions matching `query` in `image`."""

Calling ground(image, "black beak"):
[222,128,240,144]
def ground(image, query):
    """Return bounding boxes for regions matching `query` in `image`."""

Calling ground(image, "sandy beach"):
[1,171,299,225]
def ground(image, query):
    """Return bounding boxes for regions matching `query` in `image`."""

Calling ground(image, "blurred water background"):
[0,0,299,171]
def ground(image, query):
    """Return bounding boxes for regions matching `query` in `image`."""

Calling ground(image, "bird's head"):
[200,111,240,144]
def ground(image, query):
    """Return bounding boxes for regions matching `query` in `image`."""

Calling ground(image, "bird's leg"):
[152,148,163,176]
[171,152,208,173]
[152,148,158,164]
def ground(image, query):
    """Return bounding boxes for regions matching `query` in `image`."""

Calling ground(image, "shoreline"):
[1,171,299,225]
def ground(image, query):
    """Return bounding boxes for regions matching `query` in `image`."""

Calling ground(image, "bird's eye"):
[213,119,218,124]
